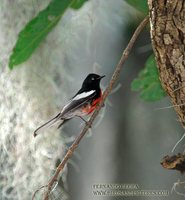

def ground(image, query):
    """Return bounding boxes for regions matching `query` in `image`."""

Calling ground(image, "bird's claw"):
[85,121,92,128]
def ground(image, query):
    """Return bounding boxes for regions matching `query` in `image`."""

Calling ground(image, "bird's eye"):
[91,77,95,81]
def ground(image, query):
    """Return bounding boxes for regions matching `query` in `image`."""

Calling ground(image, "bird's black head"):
[82,73,105,90]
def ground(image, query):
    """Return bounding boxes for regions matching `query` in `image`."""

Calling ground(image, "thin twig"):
[33,15,149,200]
[32,185,47,200]
[172,132,185,153]
[171,179,185,197]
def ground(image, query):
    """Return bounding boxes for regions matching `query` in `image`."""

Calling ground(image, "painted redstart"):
[34,73,105,137]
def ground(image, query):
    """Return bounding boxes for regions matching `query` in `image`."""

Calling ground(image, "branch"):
[32,185,47,200]
[33,15,149,200]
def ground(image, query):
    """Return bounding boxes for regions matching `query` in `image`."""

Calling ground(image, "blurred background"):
[0,0,185,200]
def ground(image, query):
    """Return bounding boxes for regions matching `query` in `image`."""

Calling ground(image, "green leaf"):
[9,0,75,69]
[131,54,166,102]
[140,82,166,101]
[70,0,88,9]
[126,0,148,15]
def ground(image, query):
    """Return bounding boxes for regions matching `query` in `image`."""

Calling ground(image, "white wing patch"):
[72,90,95,100]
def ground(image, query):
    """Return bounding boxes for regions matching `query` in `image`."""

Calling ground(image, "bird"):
[34,73,105,137]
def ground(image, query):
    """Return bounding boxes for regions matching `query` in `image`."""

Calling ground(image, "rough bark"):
[148,0,185,127]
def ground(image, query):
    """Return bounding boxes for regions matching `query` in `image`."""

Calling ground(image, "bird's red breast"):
[82,91,102,114]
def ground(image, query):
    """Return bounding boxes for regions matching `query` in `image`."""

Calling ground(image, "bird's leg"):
[57,119,70,129]
[78,116,92,128]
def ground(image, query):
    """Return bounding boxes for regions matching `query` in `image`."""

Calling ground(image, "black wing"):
[60,91,97,118]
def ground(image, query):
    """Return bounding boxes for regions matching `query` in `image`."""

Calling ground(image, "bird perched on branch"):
[34,73,105,137]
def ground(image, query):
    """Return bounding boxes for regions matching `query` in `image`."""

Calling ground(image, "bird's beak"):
[98,75,105,80]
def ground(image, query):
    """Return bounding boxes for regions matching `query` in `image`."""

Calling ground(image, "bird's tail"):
[34,113,61,137]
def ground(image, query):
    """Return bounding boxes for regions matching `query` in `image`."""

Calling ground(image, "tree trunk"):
[148,0,185,127]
